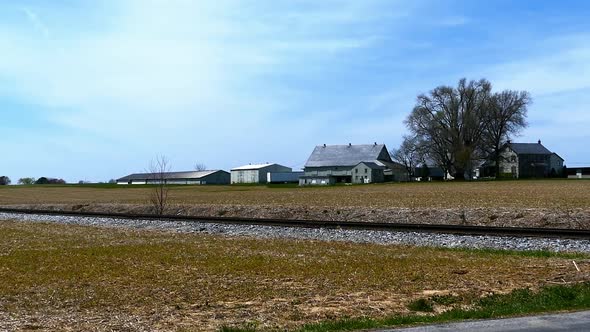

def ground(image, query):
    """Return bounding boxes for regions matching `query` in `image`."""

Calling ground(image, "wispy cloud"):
[488,35,590,96]
[1,0,590,181]
[20,7,49,37]
[1,0,412,180]
[437,16,471,27]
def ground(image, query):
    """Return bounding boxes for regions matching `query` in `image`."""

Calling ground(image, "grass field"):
[1,180,589,209]
[1,220,589,331]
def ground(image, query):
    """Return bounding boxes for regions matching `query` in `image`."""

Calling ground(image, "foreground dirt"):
[0,220,588,331]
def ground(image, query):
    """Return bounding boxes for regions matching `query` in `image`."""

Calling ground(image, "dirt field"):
[1,220,588,331]
[1,180,589,208]
[1,180,590,228]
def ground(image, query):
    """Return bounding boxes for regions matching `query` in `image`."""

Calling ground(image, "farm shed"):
[267,171,304,184]
[231,163,292,184]
[116,170,230,185]
[567,167,590,179]
[300,143,407,186]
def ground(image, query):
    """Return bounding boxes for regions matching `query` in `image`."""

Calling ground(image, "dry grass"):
[1,180,589,209]
[1,220,588,331]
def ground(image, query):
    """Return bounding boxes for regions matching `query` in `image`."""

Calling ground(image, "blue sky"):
[1,0,590,182]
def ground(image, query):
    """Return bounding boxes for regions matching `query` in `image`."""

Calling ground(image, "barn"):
[116,170,230,185]
[231,163,292,184]
[299,143,408,185]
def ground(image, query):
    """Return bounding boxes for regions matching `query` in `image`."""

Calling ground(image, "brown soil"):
[4,202,590,230]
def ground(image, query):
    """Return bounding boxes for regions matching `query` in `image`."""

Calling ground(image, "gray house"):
[481,140,564,178]
[231,163,292,184]
[116,170,230,185]
[299,143,407,185]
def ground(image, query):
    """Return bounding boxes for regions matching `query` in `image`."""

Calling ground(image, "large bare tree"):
[482,90,531,177]
[148,155,171,215]
[406,79,530,179]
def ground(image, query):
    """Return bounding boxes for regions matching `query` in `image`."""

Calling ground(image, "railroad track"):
[0,207,589,240]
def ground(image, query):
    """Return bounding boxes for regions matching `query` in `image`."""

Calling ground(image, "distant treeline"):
[0,177,67,185]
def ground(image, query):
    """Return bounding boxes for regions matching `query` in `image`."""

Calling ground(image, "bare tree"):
[406,78,493,180]
[194,163,207,171]
[482,90,530,178]
[148,155,171,215]
[391,136,424,180]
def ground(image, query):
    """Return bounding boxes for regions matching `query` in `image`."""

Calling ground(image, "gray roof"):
[508,143,552,155]
[231,163,289,171]
[551,152,564,161]
[117,170,226,182]
[357,162,385,170]
[304,144,392,167]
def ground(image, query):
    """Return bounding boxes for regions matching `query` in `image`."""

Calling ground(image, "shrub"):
[407,298,434,312]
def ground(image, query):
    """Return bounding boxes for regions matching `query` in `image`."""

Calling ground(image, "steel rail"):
[0,207,589,239]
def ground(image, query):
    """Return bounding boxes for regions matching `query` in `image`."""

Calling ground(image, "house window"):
[511,166,517,174]
[511,156,516,162]
[365,168,368,173]
[355,169,358,173]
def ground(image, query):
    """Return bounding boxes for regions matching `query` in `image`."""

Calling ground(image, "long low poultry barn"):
[116,170,230,185]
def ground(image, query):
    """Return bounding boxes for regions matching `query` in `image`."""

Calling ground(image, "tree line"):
[392,78,530,180]
[0,177,67,185]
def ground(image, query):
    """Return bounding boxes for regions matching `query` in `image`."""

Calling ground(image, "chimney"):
[538,139,541,144]
[348,143,352,147]
[323,144,326,147]
[374,142,377,145]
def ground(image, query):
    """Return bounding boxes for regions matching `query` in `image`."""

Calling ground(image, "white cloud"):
[487,35,590,96]
[1,0,411,181]
[483,34,590,163]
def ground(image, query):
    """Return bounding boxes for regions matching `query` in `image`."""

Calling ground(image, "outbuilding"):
[231,163,292,184]
[116,170,230,185]
[567,167,590,179]
[267,171,304,184]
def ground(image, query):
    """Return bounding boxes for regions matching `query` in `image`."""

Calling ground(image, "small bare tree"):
[391,135,425,181]
[194,163,207,171]
[148,155,171,215]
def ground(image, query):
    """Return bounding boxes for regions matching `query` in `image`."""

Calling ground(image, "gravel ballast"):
[2,212,590,253]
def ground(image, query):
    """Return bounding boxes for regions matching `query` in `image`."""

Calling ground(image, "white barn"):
[231,163,292,184]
